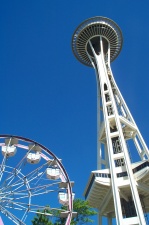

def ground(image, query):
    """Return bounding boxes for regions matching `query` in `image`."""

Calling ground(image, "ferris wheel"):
[0,134,74,225]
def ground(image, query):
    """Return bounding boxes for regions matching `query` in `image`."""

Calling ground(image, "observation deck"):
[84,160,149,217]
[72,17,123,67]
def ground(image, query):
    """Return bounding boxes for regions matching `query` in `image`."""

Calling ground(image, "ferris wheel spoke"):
[1,174,27,194]
[29,189,58,198]
[21,209,28,222]
[0,188,30,198]
[20,160,57,185]
[1,165,25,189]
[12,182,60,198]
[3,162,48,191]
[29,181,60,194]
[0,205,26,225]
[5,201,59,215]
[1,184,30,200]
[25,161,49,178]
[24,169,45,184]
[1,181,59,201]
[5,202,62,221]
[1,188,57,203]
[0,154,8,182]
[5,201,64,218]
[0,194,30,205]
[1,146,38,187]
[5,200,29,211]
[3,175,24,191]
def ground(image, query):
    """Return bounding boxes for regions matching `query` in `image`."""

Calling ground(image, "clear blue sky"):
[0,0,149,224]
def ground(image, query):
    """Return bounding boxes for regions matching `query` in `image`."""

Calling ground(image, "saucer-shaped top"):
[72,16,123,67]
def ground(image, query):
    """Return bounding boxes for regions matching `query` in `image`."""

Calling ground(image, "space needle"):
[72,17,149,225]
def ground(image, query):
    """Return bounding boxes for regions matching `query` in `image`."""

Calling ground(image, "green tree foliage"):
[31,209,54,225]
[32,199,97,225]
[72,199,97,224]
[56,199,97,225]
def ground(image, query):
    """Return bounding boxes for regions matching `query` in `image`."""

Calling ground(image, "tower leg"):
[98,213,102,225]
[88,38,146,225]
[108,215,112,225]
